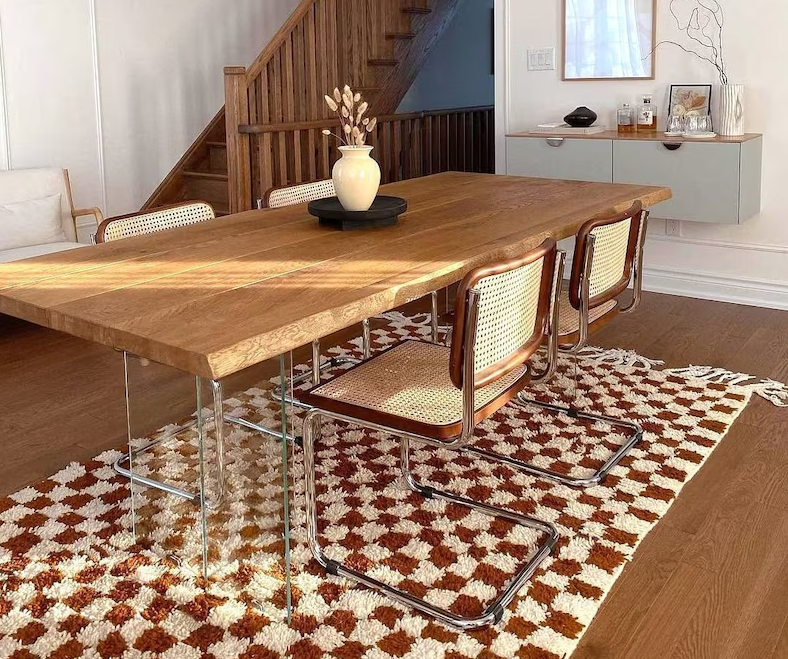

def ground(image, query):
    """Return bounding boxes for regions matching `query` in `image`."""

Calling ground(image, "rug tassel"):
[664,365,788,408]
[578,346,665,370]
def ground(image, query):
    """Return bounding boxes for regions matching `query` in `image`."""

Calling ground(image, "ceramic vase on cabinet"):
[718,84,745,136]
[332,145,381,212]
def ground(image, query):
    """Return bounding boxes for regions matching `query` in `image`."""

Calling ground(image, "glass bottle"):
[617,103,636,134]
[637,95,657,132]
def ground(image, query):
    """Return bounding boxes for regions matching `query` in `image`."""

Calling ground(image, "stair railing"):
[225,104,493,211]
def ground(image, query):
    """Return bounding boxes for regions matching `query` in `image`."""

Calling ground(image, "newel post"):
[224,66,252,214]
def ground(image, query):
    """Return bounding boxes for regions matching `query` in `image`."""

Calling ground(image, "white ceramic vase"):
[332,145,381,212]
[718,83,745,136]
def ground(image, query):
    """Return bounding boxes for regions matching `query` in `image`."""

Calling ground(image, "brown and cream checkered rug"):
[0,314,753,659]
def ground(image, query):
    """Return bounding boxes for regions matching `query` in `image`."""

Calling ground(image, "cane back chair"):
[99,201,232,507]
[95,201,215,243]
[298,239,566,630]
[264,179,444,408]
[475,202,650,489]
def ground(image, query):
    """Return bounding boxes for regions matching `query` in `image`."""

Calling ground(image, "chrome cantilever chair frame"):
[473,208,650,488]
[300,246,566,630]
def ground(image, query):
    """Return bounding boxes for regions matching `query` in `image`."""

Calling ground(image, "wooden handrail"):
[244,0,316,84]
[237,105,494,208]
[238,106,495,134]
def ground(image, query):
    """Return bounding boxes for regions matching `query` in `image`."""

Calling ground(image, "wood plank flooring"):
[1,291,787,658]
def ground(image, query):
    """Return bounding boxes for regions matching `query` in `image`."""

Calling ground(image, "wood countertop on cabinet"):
[0,172,671,380]
[508,130,762,144]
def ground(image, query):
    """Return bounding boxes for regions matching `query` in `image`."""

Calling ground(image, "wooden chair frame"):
[63,169,104,238]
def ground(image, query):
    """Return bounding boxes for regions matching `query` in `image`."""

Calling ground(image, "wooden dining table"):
[0,171,671,601]
[0,172,670,378]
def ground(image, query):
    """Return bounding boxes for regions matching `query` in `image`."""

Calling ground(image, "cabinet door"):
[507,137,613,183]
[613,140,741,223]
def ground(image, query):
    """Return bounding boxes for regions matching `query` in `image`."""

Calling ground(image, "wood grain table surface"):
[0,172,671,380]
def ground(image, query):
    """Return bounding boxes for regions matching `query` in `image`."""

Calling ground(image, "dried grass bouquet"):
[322,85,377,147]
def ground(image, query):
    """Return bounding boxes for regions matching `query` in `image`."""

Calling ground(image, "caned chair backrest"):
[265,179,336,208]
[95,201,215,243]
[568,201,643,309]
[450,239,558,389]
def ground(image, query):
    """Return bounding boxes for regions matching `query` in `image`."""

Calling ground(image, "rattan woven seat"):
[267,179,444,407]
[557,290,617,337]
[300,340,529,439]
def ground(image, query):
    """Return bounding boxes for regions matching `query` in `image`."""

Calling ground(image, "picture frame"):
[668,84,712,119]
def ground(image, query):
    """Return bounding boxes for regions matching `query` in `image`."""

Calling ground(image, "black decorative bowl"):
[308,195,407,231]
[564,106,598,128]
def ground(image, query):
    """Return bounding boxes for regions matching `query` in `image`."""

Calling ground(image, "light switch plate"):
[527,48,556,71]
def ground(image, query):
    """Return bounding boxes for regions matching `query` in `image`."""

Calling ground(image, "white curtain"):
[565,0,650,78]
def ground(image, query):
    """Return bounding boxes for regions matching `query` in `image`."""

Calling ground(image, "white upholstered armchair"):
[0,167,103,263]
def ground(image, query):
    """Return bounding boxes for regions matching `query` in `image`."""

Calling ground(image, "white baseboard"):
[563,257,788,312]
[641,266,788,312]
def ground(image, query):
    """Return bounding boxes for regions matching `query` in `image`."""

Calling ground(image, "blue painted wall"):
[397,0,495,113]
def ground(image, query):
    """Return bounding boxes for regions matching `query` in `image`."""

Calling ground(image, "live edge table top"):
[0,172,671,380]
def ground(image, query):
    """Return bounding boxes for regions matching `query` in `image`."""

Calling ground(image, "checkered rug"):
[0,313,752,659]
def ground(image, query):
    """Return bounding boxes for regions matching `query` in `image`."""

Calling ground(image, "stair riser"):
[208,146,228,174]
[183,178,229,207]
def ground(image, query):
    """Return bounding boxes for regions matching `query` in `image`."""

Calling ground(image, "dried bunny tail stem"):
[333,87,342,103]
[366,117,377,132]
[324,95,338,112]
[322,128,348,147]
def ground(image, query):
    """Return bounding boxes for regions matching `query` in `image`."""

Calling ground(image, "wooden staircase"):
[144,0,464,213]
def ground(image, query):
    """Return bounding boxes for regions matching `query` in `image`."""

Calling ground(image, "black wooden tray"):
[308,195,407,230]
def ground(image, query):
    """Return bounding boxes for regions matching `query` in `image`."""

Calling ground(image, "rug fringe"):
[578,346,665,370]
[663,365,788,407]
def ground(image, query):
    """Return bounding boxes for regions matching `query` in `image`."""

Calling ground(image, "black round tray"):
[308,195,407,231]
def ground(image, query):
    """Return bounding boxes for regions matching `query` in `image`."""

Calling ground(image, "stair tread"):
[368,58,399,66]
[206,141,227,148]
[386,32,417,39]
[402,6,432,14]
[183,170,228,180]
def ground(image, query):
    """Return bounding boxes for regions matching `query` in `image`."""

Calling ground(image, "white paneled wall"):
[495,0,788,310]
[0,0,299,224]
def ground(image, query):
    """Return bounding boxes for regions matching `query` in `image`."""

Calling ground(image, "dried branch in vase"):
[322,85,378,147]
[650,0,728,84]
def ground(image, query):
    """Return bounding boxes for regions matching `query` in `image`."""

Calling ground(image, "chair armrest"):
[71,207,104,242]
[72,207,104,224]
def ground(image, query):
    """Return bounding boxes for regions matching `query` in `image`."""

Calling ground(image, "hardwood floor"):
[1,291,787,658]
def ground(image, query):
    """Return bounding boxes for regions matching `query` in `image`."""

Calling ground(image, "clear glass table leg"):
[279,352,293,623]
[120,349,297,622]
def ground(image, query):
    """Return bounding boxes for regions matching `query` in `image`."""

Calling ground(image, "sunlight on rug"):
[0,313,761,659]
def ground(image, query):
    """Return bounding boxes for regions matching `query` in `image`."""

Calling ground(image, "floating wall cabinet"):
[506,131,763,224]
